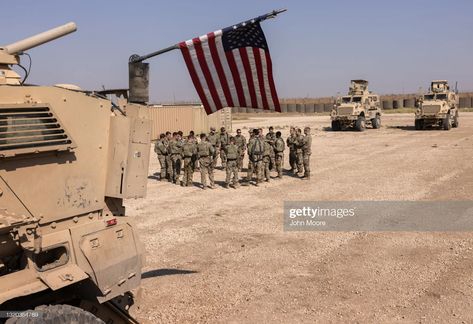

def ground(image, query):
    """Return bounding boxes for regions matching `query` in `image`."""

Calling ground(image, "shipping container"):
[148,105,232,140]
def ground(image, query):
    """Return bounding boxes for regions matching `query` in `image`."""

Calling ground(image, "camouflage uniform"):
[295,133,304,174]
[247,136,265,185]
[181,140,197,186]
[168,138,183,184]
[197,139,215,189]
[154,139,168,181]
[234,134,247,171]
[301,130,312,179]
[265,131,276,171]
[207,131,220,169]
[262,140,273,181]
[225,143,240,187]
[219,132,230,168]
[246,132,255,182]
[286,133,297,173]
[274,136,285,178]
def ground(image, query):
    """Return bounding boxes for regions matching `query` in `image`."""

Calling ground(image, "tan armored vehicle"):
[331,80,381,131]
[0,23,151,322]
[415,80,459,130]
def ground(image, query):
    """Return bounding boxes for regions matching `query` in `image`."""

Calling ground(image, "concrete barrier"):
[393,100,404,109]
[315,103,324,113]
[403,98,416,108]
[296,104,303,113]
[288,104,297,112]
[459,97,472,108]
[382,100,393,110]
[280,103,288,113]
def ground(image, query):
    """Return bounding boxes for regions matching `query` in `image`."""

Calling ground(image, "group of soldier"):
[154,126,312,190]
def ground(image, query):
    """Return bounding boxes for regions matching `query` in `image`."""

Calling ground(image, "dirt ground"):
[128,113,473,324]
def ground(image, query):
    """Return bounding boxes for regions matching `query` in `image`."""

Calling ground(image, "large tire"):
[415,119,424,130]
[331,120,341,131]
[6,305,104,324]
[355,116,366,132]
[371,116,381,129]
[452,112,459,128]
[442,113,452,131]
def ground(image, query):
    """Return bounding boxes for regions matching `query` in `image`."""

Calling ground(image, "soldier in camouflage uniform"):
[218,127,230,168]
[234,129,247,171]
[197,133,215,189]
[262,138,273,182]
[164,132,173,181]
[274,131,285,179]
[245,129,255,184]
[286,127,297,174]
[154,133,168,181]
[181,135,197,187]
[301,127,312,180]
[168,132,183,184]
[265,126,276,171]
[247,129,265,186]
[224,137,240,188]
[207,127,220,169]
[295,128,304,175]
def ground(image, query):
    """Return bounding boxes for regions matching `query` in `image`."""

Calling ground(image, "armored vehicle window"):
[436,94,447,100]
[424,94,435,100]
[352,97,362,103]
[342,97,351,103]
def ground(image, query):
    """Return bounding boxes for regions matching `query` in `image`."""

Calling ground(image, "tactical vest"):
[275,138,285,153]
[226,144,239,160]
[182,143,195,157]
[250,138,264,156]
[197,142,211,157]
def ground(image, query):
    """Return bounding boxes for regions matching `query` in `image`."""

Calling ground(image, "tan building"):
[148,105,232,139]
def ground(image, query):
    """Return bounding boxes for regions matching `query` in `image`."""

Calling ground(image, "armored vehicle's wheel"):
[452,112,459,128]
[355,116,365,131]
[442,113,452,130]
[6,305,104,324]
[415,119,424,130]
[371,116,381,129]
[331,120,341,131]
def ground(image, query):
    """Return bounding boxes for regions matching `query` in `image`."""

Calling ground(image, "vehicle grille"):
[0,105,75,157]
[422,105,441,114]
[337,106,354,115]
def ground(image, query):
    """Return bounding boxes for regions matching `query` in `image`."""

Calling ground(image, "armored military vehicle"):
[331,80,381,131]
[0,23,151,323]
[415,80,459,130]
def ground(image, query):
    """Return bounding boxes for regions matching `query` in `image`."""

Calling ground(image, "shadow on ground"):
[142,269,198,279]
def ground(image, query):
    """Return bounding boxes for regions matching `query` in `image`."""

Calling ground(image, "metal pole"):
[129,8,287,63]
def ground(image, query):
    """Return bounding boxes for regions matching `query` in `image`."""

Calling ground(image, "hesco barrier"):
[280,103,288,112]
[382,100,393,110]
[315,103,324,113]
[148,105,231,140]
[459,97,472,108]
[296,104,304,112]
[323,103,333,112]
[403,98,416,108]
[288,104,297,112]
[393,100,404,109]
[305,103,315,113]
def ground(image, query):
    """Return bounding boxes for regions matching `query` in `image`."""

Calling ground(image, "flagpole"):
[129,8,287,63]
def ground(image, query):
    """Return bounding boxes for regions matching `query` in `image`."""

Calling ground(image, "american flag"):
[179,21,281,114]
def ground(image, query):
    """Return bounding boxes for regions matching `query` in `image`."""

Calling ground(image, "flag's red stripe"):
[252,48,269,110]
[179,42,212,114]
[264,51,281,112]
[207,32,234,107]
[193,37,222,111]
[239,48,258,109]
[225,51,246,107]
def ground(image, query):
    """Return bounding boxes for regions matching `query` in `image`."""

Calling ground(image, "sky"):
[2,0,473,103]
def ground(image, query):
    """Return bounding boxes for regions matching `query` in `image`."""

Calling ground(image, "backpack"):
[251,138,264,156]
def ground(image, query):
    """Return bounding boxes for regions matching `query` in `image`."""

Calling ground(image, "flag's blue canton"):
[222,22,268,52]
